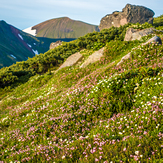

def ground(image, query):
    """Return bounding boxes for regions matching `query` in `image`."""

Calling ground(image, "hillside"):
[27,17,99,38]
[154,14,163,27]
[0,22,163,162]
[0,21,75,69]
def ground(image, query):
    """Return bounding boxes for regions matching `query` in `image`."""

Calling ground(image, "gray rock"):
[117,52,131,66]
[58,52,83,70]
[50,40,62,49]
[99,4,154,30]
[124,27,155,41]
[117,35,162,66]
[142,36,162,45]
[80,47,105,68]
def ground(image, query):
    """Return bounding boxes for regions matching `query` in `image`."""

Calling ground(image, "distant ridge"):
[0,21,58,68]
[24,17,99,38]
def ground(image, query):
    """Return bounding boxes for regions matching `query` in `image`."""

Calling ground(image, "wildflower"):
[153,96,157,99]
[135,151,139,155]
[62,155,65,159]
[123,147,126,151]
[95,158,99,162]
[140,155,143,158]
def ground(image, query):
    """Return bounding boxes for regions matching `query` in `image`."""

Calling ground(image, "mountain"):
[0,21,74,69]
[23,17,99,38]
[0,20,43,68]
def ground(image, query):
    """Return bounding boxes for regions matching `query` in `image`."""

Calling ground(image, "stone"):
[99,4,154,30]
[80,47,104,68]
[117,52,131,66]
[58,52,83,70]
[124,27,155,41]
[50,40,62,49]
[117,35,162,66]
[142,35,162,45]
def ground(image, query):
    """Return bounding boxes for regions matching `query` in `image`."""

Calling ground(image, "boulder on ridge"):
[124,27,155,41]
[99,4,154,30]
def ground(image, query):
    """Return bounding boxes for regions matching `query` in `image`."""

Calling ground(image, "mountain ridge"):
[24,17,99,38]
[0,20,75,69]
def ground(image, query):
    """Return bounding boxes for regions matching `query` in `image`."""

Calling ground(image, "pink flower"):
[134,156,139,161]
[123,147,126,151]
[95,158,99,162]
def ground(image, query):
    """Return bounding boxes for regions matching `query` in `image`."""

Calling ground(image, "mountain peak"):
[24,17,99,38]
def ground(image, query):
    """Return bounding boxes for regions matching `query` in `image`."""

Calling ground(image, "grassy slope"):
[33,17,99,39]
[0,28,163,162]
[153,14,163,27]
[0,21,35,68]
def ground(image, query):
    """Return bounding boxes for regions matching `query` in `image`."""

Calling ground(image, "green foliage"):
[153,14,163,27]
[0,24,130,88]
[128,22,153,30]
[0,22,162,163]
[104,40,140,62]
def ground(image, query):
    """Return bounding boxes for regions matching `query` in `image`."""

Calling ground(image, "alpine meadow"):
[0,13,163,163]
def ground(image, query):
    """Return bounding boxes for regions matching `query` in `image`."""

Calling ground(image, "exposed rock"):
[99,4,154,30]
[124,27,155,41]
[142,35,162,45]
[117,35,162,66]
[80,47,105,68]
[50,41,62,49]
[58,52,83,70]
[117,52,131,66]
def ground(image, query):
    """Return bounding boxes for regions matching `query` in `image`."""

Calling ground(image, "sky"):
[0,0,163,30]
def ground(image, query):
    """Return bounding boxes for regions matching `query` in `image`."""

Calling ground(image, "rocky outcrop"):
[50,41,62,49]
[142,35,162,45]
[124,27,155,41]
[99,4,154,30]
[58,52,83,70]
[117,36,162,66]
[80,47,105,68]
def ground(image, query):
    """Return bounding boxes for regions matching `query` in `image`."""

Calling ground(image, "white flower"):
[140,155,143,158]
[62,155,65,159]
[135,151,139,155]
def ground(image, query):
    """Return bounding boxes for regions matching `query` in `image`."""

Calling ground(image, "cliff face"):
[99,4,155,31]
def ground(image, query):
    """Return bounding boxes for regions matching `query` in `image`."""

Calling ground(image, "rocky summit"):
[99,4,154,30]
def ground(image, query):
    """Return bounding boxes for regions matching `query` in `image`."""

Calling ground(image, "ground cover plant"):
[0,22,163,162]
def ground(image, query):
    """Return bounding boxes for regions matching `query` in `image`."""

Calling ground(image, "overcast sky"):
[1,0,163,30]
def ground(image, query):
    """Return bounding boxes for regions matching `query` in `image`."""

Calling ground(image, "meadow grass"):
[0,32,163,163]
